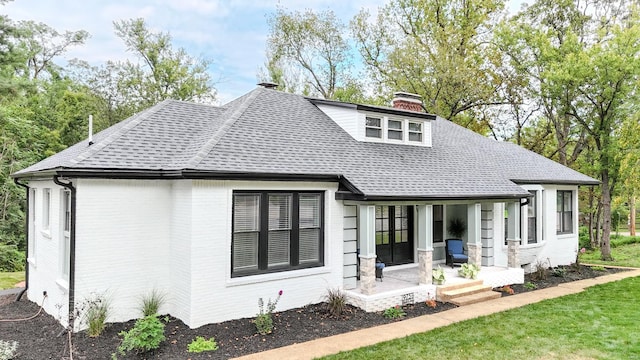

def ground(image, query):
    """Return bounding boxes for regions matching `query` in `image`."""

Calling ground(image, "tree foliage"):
[351,0,506,132]
[264,8,364,101]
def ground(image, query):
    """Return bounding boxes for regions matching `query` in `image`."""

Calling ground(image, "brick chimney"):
[392,92,423,112]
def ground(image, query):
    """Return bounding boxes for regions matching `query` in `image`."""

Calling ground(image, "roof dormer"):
[309,92,435,147]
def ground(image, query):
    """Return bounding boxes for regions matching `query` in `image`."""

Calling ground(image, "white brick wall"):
[28,178,345,329]
[74,179,172,328]
[26,180,69,326]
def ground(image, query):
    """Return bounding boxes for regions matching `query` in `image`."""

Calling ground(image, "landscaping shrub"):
[77,294,110,337]
[0,340,18,360]
[325,288,346,317]
[116,315,166,356]
[254,290,283,335]
[382,305,406,319]
[0,245,24,272]
[187,336,218,353]
[140,289,165,317]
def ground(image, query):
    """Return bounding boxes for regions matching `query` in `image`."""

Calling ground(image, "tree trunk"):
[600,170,613,261]
[630,195,636,236]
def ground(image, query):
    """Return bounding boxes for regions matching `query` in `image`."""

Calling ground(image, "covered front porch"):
[343,201,525,312]
[345,264,524,312]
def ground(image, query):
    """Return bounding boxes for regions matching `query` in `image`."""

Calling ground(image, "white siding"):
[316,104,359,139]
[187,180,343,328]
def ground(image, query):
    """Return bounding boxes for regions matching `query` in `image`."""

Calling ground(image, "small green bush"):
[0,245,24,272]
[0,340,18,360]
[325,288,346,317]
[254,290,282,335]
[140,290,165,317]
[432,266,446,284]
[187,336,218,353]
[552,267,567,278]
[383,305,406,319]
[117,315,166,356]
[524,282,537,290]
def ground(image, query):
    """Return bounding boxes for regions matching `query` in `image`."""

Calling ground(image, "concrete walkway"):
[234,268,640,360]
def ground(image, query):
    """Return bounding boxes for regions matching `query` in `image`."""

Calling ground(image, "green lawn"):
[581,236,640,268]
[0,271,25,290]
[321,276,640,360]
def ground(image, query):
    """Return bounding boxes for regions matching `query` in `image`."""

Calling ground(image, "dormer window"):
[365,117,382,138]
[409,122,422,142]
[388,120,403,140]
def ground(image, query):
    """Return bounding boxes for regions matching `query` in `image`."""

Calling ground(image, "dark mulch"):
[0,294,454,360]
[493,264,629,296]
[0,264,628,360]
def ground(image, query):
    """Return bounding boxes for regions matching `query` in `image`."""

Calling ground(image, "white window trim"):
[362,112,430,146]
[518,185,547,248]
[41,188,51,238]
[59,189,71,281]
[27,188,36,266]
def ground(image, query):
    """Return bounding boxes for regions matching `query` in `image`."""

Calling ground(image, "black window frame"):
[231,190,325,277]
[557,190,573,235]
[433,205,444,243]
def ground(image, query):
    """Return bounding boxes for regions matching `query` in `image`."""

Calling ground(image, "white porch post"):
[467,203,482,266]
[506,201,521,268]
[416,205,433,285]
[358,205,376,295]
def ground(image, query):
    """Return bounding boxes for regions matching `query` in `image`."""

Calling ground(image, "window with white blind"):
[232,191,324,277]
[61,190,71,280]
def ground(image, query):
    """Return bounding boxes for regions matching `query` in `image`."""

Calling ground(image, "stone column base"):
[507,239,520,268]
[359,256,376,295]
[467,243,482,266]
[418,249,433,285]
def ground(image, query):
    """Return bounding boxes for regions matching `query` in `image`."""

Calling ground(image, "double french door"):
[375,205,414,265]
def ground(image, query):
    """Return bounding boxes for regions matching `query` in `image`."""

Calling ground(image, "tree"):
[113,18,215,107]
[70,18,216,124]
[502,0,640,259]
[14,20,88,80]
[265,8,356,100]
[351,0,507,132]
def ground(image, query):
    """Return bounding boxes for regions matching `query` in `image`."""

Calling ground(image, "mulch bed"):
[0,264,629,360]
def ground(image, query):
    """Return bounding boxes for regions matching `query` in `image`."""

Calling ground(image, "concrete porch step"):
[449,290,502,306]
[436,279,483,300]
[439,284,494,302]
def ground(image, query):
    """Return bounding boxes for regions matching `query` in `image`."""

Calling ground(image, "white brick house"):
[13,87,598,330]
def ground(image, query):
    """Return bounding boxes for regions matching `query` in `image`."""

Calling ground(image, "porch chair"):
[445,239,468,268]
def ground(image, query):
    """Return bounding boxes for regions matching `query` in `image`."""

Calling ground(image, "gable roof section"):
[13,87,598,200]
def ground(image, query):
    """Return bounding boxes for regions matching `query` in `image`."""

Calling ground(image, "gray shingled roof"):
[14,87,598,199]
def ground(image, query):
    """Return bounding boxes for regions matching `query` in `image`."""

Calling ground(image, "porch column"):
[416,205,433,285]
[506,201,521,268]
[358,205,376,295]
[467,203,482,266]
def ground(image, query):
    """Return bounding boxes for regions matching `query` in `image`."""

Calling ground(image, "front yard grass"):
[582,241,640,268]
[0,271,24,290]
[322,276,640,360]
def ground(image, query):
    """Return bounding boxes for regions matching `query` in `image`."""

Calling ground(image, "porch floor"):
[345,263,524,312]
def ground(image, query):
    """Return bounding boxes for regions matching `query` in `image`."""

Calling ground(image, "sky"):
[2,0,526,104]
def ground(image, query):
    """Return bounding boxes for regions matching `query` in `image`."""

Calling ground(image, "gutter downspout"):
[53,175,76,330]
[13,178,29,302]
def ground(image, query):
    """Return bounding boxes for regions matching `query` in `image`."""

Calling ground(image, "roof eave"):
[512,179,601,186]
[336,192,530,202]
